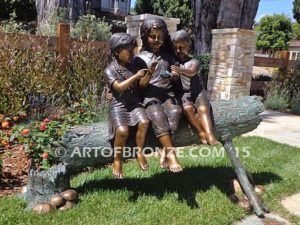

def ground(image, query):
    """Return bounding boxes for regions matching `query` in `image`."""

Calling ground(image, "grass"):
[1,136,300,225]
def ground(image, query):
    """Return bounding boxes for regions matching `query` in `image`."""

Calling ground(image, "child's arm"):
[171,59,200,78]
[112,69,148,93]
[139,61,158,88]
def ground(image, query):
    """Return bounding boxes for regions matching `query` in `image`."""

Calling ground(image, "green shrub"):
[36,7,69,36]
[264,92,289,110]
[0,38,108,119]
[194,53,211,89]
[291,96,300,115]
[268,69,300,102]
[0,13,32,34]
[71,14,112,41]
[0,0,36,21]
[37,8,112,42]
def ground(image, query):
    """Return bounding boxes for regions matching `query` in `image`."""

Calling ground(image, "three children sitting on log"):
[104,18,218,179]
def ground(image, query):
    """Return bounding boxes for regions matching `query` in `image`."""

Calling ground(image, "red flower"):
[79,108,85,113]
[21,128,30,136]
[41,152,49,160]
[39,123,47,131]
[43,118,50,123]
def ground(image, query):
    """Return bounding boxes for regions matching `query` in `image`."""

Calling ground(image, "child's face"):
[147,28,165,52]
[173,40,190,61]
[117,46,137,65]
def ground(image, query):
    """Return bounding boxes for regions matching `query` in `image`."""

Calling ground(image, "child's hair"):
[171,29,192,48]
[109,33,137,58]
[140,18,173,53]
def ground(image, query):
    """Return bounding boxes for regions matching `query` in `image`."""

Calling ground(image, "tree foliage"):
[292,22,300,40]
[134,0,192,30]
[152,0,193,30]
[293,0,300,23]
[0,0,36,21]
[134,0,154,15]
[255,14,292,51]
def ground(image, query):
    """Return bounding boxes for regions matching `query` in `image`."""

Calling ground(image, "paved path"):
[234,213,291,225]
[243,110,300,148]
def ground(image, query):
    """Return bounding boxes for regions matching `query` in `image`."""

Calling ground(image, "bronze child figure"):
[104,33,151,179]
[134,18,183,172]
[171,30,219,145]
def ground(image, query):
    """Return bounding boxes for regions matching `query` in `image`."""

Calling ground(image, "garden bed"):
[0,144,29,197]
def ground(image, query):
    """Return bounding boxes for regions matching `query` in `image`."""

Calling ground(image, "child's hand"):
[171,65,181,74]
[171,65,181,78]
[149,61,158,74]
[136,69,148,78]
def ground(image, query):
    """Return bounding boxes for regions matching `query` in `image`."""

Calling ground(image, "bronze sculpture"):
[171,30,219,145]
[104,33,150,178]
[133,18,183,172]
[23,18,270,218]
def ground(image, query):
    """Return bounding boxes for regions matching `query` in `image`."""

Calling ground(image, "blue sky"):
[130,0,294,22]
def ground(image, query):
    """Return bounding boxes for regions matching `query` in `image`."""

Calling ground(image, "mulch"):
[0,142,29,198]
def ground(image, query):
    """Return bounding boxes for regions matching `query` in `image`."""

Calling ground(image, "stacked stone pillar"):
[207,29,258,101]
[125,13,180,49]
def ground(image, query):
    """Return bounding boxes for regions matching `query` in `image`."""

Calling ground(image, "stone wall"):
[207,28,258,101]
[125,13,180,49]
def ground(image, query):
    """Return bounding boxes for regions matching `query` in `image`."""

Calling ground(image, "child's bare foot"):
[198,131,207,144]
[137,152,149,171]
[206,134,219,145]
[166,150,182,173]
[112,160,123,179]
[159,149,168,169]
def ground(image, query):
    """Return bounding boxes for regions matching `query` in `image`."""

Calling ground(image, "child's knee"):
[116,126,129,139]
[139,119,150,129]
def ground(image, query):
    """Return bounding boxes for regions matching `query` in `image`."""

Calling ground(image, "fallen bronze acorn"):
[32,202,55,214]
[59,201,75,211]
[50,194,66,208]
[61,189,78,201]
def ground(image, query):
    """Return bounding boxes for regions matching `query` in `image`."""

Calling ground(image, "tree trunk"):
[23,96,269,216]
[191,0,260,54]
[35,0,86,31]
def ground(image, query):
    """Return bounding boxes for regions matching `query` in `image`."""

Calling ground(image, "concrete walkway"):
[243,110,300,148]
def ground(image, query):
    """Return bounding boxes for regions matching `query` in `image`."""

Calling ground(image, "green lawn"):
[1,136,300,225]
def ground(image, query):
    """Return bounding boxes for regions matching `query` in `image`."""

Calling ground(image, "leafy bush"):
[0,13,32,34]
[291,94,300,115]
[9,103,101,169]
[0,0,36,21]
[37,7,69,36]
[264,92,289,110]
[37,8,112,41]
[0,37,108,119]
[71,14,112,41]
[194,53,211,89]
[267,69,300,103]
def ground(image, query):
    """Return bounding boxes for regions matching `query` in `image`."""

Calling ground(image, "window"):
[292,52,297,60]
[297,52,300,61]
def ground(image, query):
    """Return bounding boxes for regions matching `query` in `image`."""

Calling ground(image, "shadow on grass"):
[76,166,281,209]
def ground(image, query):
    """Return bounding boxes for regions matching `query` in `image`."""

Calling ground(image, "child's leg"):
[196,95,219,145]
[113,126,129,178]
[135,119,150,170]
[146,102,182,172]
[183,104,207,144]
[159,134,182,173]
